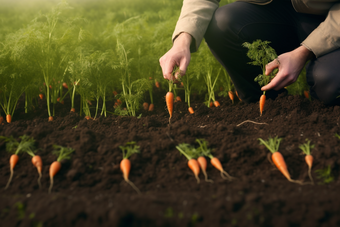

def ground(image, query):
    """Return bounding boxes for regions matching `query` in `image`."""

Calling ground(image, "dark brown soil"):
[1,90,340,227]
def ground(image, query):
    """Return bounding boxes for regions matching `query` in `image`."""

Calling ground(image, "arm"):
[160,0,220,80]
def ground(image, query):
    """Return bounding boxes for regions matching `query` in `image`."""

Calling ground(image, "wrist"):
[173,32,192,49]
[296,45,314,61]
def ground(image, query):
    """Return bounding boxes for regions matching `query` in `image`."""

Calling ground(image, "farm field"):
[1,0,340,227]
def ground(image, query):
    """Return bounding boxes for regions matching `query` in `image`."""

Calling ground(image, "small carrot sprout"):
[176,143,200,183]
[299,139,315,184]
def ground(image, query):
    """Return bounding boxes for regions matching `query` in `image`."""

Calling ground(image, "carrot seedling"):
[299,139,315,184]
[119,141,141,194]
[49,145,74,193]
[176,143,201,183]
[258,136,303,184]
[0,135,35,189]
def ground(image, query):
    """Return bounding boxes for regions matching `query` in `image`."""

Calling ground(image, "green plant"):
[315,165,334,184]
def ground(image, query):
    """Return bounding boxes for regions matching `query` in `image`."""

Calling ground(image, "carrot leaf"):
[0,135,35,155]
[299,139,314,155]
[176,143,196,160]
[258,136,282,154]
[52,145,74,162]
[119,141,140,159]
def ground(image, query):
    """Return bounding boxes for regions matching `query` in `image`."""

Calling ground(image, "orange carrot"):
[49,145,74,193]
[209,102,213,108]
[197,156,213,183]
[48,116,53,122]
[214,101,220,107]
[259,136,303,184]
[155,81,160,88]
[188,159,201,183]
[188,107,194,114]
[31,154,43,189]
[210,157,233,180]
[57,97,60,102]
[62,82,68,89]
[304,90,309,99]
[228,91,234,104]
[148,103,154,111]
[39,94,44,100]
[49,161,61,193]
[119,142,141,194]
[70,108,75,113]
[299,139,314,184]
[5,154,19,189]
[235,91,242,102]
[6,114,11,123]
[143,102,149,111]
[85,116,91,120]
[175,96,182,102]
[166,92,174,120]
[259,93,266,116]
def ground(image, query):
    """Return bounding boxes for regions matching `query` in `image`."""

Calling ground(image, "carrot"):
[188,107,194,114]
[0,116,3,124]
[304,90,310,99]
[175,96,182,102]
[258,136,303,184]
[143,102,149,111]
[148,103,154,112]
[209,102,213,108]
[57,97,60,102]
[166,91,174,120]
[119,141,141,194]
[49,145,74,193]
[155,81,160,88]
[176,143,200,183]
[39,94,44,100]
[259,93,266,116]
[197,156,213,183]
[70,108,76,113]
[85,116,91,120]
[299,139,315,184]
[228,91,234,104]
[62,82,68,89]
[214,101,220,107]
[235,91,242,102]
[48,116,53,122]
[6,114,12,123]
[27,147,43,189]
[1,135,35,189]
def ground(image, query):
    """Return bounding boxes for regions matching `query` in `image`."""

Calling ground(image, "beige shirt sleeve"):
[302,3,340,58]
[172,0,220,53]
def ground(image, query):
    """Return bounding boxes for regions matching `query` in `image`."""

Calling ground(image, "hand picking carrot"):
[228,91,234,104]
[196,139,234,180]
[176,143,200,183]
[299,139,315,185]
[258,136,303,184]
[0,135,35,189]
[259,92,266,116]
[49,145,75,193]
[26,148,43,189]
[119,141,141,194]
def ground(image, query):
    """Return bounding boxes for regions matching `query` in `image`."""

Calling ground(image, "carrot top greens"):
[299,139,315,155]
[0,135,35,155]
[52,145,74,162]
[119,141,140,159]
[258,136,282,153]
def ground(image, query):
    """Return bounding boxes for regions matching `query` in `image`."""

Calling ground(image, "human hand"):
[159,32,192,81]
[262,46,314,91]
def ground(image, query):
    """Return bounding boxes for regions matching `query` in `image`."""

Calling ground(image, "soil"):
[1,89,340,227]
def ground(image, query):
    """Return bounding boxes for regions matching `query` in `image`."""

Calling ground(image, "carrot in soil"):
[49,145,74,193]
[62,82,68,89]
[0,116,3,124]
[175,96,182,102]
[70,108,75,113]
[214,101,220,107]
[304,90,309,99]
[259,93,266,116]
[235,91,242,102]
[48,116,53,122]
[6,115,11,123]
[155,81,160,88]
[188,107,194,114]
[209,102,213,108]
[196,139,234,180]
[176,143,200,183]
[119,141,141,194]
[299,139,315,184]
[197,156,213,183]
[143,102,149,111]
[228,91,234,104]
[258,136,303,184]
[26,148,43,189]
[166,92,174,121]
[148,103,154,111]
[39,94,44,100]
[0,135,35,189]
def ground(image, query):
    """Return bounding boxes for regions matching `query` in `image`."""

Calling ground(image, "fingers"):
[262,68,296,91]
[159,54,189,81]
[265,58,280,76]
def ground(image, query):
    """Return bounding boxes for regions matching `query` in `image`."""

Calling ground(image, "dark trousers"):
[204,1,338,104]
